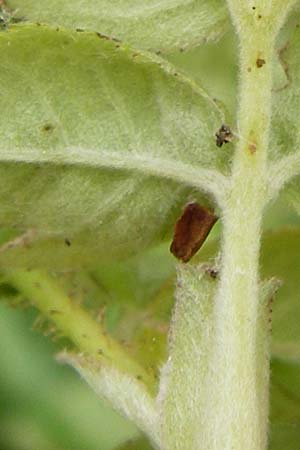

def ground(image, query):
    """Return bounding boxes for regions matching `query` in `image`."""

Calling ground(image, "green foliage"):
[270,359,300,450]
[261,230,300,360]
[7,0,229,52]
[273,24,300,158]
[0,24,226,269]
[0,1,300,450]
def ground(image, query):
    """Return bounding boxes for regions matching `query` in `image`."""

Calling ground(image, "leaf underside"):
[0,24,226,269]
[7,0,230,52]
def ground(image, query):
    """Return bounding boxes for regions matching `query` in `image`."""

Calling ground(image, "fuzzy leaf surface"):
[59,352,160,447]
[272,23,300,159]
[7,0,229,52]
[260,229,300,360]
[271,23,300,210]
[0,25,225,269]
[159,264,217,450]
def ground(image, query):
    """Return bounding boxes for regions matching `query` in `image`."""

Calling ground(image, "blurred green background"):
[0,304,140,450]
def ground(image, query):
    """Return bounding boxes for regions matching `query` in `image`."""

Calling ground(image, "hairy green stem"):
[203,24,275,450]
[5,269,156,394]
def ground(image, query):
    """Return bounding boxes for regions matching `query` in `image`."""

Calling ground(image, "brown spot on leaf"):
[95,32,120,43]
[64,238,71,247]
[96,31,109,40]
[274,42,291,92]
[248,143,257,154]
[42,123,54,132]
[256,58,266,68]
[49,309,61,315]
[170,203,218,263]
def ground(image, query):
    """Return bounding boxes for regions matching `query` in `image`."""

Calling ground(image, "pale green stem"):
[202,25,276,450]
[5,269,156,394]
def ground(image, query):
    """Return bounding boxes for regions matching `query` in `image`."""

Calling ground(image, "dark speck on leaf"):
[96,32,109,40]
[64,238,71,247]
[76,28,84,32]
[206,267,219,279]
[42,123,54,132]
[95,32,120,43]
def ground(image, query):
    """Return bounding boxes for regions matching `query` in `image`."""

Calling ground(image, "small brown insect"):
[170,203,218,263]
[215,124,233,147]
[256,58,266,68]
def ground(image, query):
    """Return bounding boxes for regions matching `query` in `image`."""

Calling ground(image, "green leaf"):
[7,0,230,52]
[168,31,238,119]
[269,21,300,208]
[260,229,300,361]
[0,24,226,269]
[59,352,160,448]
[272,23,300,158]
[270,358,300,450]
